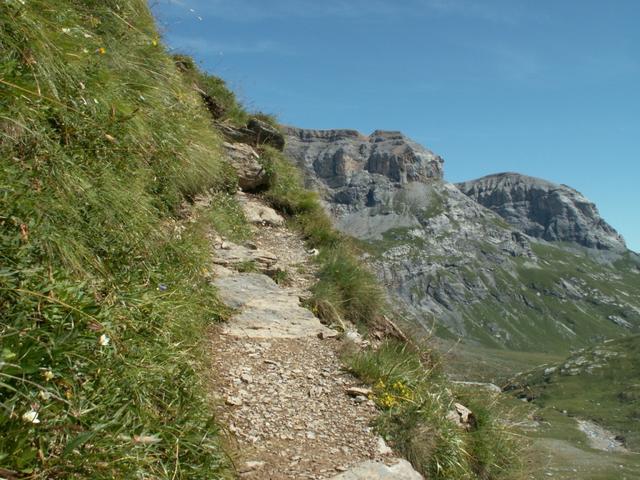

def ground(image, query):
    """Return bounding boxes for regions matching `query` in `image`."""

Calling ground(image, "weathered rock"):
[248,118,285,150]
[346,387,372,397]
[456,173,626,251]
[330,459,424,479]
[284,128,444,198]
[222,142,267,191]
[214,273,334,338]
[212,239,277,273]
[447,403,476,431]
[237,193,285,226]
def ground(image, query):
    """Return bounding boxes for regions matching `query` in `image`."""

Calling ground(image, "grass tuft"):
[345,340,525,479]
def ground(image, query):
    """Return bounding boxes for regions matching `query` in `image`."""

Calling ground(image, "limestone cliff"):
[456,173,626,251]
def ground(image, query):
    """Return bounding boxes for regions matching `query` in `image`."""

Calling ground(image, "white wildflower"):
[42,369,54,381]
[38,390,52,401]
[22,410,40,424]
[98,334,110,346]
[62,28,71,34]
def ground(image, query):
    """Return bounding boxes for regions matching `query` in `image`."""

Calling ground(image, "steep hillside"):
[284,128,640,354]
[0,0,242,477]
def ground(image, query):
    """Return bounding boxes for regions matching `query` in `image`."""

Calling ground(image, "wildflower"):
[133,434,161,444]
[96,47,106,55]
[42,370,54,381]
[98,334,110,346]
[151,39,158,47]
[22,409,40,424]
[62,28,71,34]
[38,390,52,401]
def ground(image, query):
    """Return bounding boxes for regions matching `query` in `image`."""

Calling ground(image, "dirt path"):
[207,194,422,479]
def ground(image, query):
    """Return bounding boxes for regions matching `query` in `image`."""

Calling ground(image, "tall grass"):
[258,146,386,329]
[345,341,525,479]
[0,0,238,477]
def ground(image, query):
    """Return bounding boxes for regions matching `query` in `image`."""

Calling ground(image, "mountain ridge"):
[456,172,626,251]
[284,127,640,353]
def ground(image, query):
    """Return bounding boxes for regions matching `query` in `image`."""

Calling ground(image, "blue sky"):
[152,0,640,252]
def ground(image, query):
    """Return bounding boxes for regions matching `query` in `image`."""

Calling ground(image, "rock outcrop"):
[222,142,267,191]
[456,173,626,251]
[284,128,444,205]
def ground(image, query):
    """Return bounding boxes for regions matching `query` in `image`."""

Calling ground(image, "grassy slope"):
[0,1,238,477]
[367,224,640,356]
[506,335,640,451]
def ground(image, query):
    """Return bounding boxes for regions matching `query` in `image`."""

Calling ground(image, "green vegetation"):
[0,0,239,477]
[173,54,249,126]
[0,1,526,479]
[507,335,640,451]
[345,341,525,479]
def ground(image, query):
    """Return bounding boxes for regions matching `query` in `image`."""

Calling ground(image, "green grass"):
[505,335,640,452]
[0,1,242,477]
[344,340,526,479]
[173,54,249,126]
[258,146,387,330]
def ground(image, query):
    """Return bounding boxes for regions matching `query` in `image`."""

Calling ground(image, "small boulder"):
[346,386,372,398]
[238,194,285,226]
[222,142,267,191]
[247,118,285,150]
[446,402,476,431]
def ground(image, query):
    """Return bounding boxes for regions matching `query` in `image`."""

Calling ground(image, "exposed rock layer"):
[456,173,626,251]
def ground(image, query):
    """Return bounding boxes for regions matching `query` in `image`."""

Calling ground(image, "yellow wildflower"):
[96,47,106,55]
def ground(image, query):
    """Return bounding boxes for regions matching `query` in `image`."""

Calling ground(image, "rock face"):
[284,128,444,205]
[456,173,626,251]
[284,127,640,352]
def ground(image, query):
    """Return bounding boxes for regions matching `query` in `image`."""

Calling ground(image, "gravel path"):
[206,196,422,479]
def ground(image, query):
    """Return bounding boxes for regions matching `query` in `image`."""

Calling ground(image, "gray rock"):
[214,273,334,338]
[283,127,640,351]
[284,128,444,198]
[222,142,267,191]
[248,118,285,150]
[237,193,285,226]
[456,172,626,251]
[330,459,423,479]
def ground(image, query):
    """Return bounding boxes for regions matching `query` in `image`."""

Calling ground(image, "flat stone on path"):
[214,272,334,339]
[330,459,423,479]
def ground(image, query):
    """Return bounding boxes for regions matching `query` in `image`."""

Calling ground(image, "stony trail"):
[206,194,422,479]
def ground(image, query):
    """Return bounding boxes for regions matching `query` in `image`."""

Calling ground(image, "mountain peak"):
[456,172,626,250]
[283,127,444,189]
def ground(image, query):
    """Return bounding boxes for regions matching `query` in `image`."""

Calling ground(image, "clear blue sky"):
[152,0,640,252]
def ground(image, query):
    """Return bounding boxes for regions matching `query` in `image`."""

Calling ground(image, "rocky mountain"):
[456,173,626,251]
[284,127,640,354]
